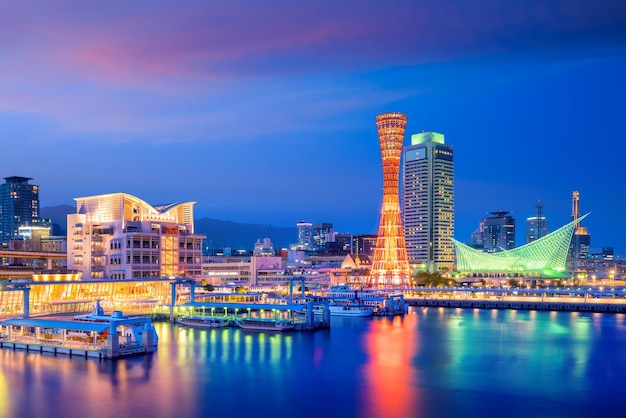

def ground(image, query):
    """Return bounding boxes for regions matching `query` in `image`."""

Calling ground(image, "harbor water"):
[1,307,625,418]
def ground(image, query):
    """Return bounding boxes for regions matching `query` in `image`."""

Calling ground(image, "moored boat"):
[312,304,374,317]
[235,318,295,332]
[178,316,230,329]
[328,305,374,317]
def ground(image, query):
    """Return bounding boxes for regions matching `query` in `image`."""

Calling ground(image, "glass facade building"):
[0,176,39,245]
[296,221,313,250]
[313,222,333,250]
[483,211,515,252]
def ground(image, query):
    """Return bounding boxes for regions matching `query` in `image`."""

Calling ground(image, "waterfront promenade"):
[404,285,626,313]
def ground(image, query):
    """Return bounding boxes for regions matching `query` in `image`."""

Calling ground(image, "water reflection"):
[362,314,420,417]
[0,311,625,418]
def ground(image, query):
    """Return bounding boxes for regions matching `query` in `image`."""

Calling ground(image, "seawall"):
[406,298,626,313]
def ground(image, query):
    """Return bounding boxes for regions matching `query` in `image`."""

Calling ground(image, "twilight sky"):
[1,0,626,252]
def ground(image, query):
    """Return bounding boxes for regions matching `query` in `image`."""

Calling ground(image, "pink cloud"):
[0,0,624,143]
[2,0,623,88]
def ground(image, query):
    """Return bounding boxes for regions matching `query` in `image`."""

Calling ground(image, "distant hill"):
[194,218,296,250]
[40,204,74,236]
[39,205,297,250]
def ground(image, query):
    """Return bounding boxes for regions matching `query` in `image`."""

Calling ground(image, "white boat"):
[311,302,374,317]
[235,318,295,332]
[178,316,230,329]
[328,305,373,317]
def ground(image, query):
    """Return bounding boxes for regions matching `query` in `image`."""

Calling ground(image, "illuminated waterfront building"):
[201,256,284,285]
[0,176,40,245]
[402,131,454,272]
[0,278,178,318]
[67,193,204,280]
[452,215,588,277]
[370,112,411,286]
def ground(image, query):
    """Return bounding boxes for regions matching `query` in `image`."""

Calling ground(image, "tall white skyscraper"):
[402,132,454,272]
[296,220,313,250]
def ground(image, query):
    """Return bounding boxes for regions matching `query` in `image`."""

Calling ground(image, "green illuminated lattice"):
[452,214,588,275]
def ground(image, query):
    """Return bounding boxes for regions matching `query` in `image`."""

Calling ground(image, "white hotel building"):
[67,193,204,280]
[402,132,455,272]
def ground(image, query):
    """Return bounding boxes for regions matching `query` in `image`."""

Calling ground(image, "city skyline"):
[1,1,625,252]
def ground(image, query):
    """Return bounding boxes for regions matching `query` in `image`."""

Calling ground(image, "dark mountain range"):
[194,218,296,250]
[40,204,74,236]
[39,205,296,250]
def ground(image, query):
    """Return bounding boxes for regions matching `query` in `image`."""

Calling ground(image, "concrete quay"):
[406,298,626,313]
[0,340,106,359]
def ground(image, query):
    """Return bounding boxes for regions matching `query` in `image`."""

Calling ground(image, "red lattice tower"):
[369,112,411,287]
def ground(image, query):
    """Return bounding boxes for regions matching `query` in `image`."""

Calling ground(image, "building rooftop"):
[3,176,34,183]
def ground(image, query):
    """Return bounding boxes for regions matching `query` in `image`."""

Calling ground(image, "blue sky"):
[1,0,625,252]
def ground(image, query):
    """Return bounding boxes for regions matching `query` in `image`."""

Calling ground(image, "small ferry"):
[328,304,374,317]
[312,303,374,317]
[178,316,230,329]
[235,318,295,332]
[323,284,407,316]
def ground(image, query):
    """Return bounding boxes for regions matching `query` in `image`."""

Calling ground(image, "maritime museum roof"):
[452,214,589,276]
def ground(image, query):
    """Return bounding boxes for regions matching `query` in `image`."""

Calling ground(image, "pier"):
[408,298,626,313]
[0,311,157,359]
[169,278,331,331]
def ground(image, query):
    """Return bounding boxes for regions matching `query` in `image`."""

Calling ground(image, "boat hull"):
[236,319,295,332]
[178,317,230,329]
[329,306,373,317]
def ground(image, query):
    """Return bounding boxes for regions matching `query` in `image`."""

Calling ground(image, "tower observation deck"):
[369,113,411,286]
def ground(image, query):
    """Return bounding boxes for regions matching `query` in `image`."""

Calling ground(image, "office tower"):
[325,232,352,255]
[296,220,313,250]
[483,211,515,252]
[0,176,40,245]
[569,190,591,259]
[369,112,411,286]
[402,131,454,271]
[67,193,205,280]
[526,199,548,243]
[352,234,377,256]
[313,222,333,250]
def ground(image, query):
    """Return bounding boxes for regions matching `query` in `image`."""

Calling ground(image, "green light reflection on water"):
[441,307,594,395]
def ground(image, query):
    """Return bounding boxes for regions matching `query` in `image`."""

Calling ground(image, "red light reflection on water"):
[361,314,421,417]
